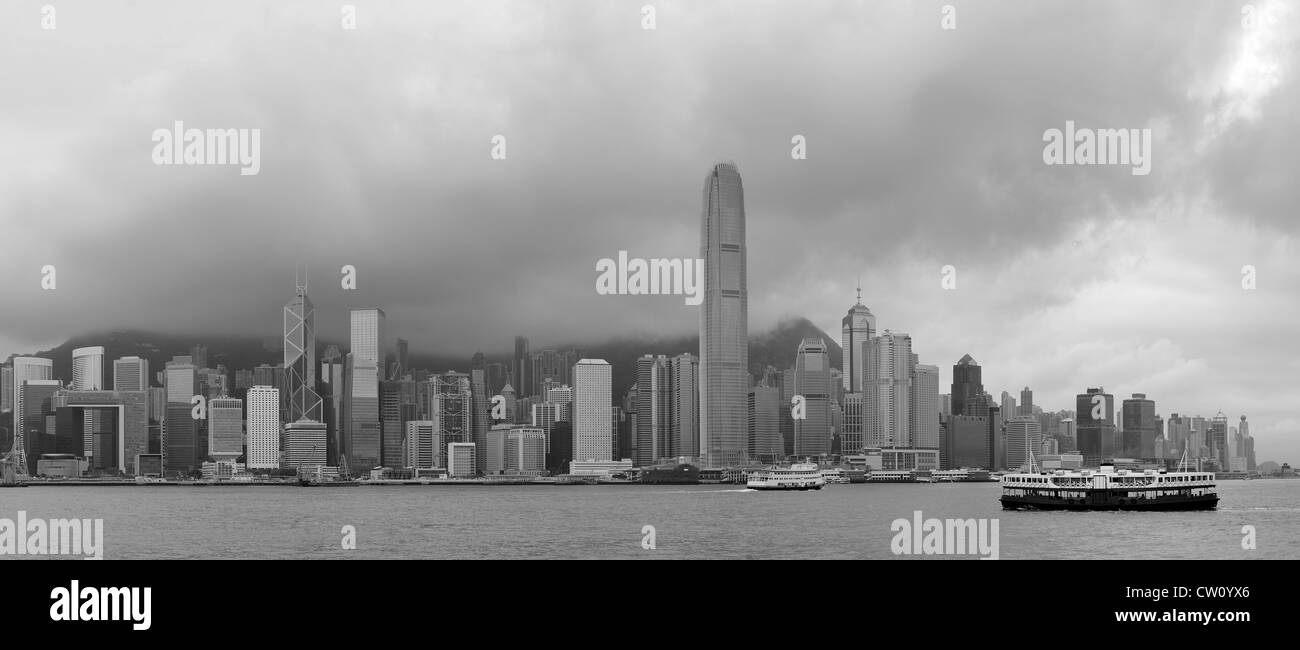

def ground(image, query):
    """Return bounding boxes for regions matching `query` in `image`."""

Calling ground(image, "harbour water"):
[2,480,1296,559]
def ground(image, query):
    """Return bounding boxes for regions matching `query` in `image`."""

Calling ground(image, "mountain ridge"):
[8,317,842,401]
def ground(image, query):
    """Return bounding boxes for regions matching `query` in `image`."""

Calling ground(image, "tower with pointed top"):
[841,283,876,392]
[699,162,749,468]
[284,270,323,422]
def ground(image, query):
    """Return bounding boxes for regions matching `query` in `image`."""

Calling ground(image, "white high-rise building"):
[11,357,54,472]
[71,347,105,390]
[865,331,913,448]
[247,386,281,469]
[447,442,476,478]
[910,364,939,449]
[573,359,612,463]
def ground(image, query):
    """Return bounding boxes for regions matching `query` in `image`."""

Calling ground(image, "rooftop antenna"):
[856,278,862,304]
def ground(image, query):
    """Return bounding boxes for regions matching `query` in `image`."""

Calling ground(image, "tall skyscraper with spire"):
[284,271,322,422]
[699,162,748,468]
[841,283,876,393]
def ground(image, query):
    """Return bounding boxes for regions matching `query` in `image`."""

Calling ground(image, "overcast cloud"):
[1,0,1297,460]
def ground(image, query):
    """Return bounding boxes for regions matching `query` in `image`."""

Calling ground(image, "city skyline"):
[2,2,1297,463]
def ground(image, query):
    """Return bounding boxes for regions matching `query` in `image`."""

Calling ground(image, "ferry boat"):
[746,463,825,491]
[1000,463,1219,511]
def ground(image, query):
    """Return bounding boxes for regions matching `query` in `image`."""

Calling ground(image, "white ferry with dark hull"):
[1000,463,1218,511]
[746,463,825,491]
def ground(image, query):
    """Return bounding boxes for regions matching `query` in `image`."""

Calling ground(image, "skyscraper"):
[1006,416,1043,470]
[1209,412,1229,470]
[635,355,670,466]
[910,364,940,449]
[866,331,913,448]
[72,347,106,466]
[841,286,876,392]
[404,420,438,469]
[208,396,243,460]
[669,353,699,459]
[349,308,387,367]
[18,379,61,474]
[247,386,280,469]
[422,373,472,470]
[380,380,407,469]
[0,365,12,413]
[699,162,748,468]
[1019,386,1034,417]
[573,359,612,463]
[164,358,198,475]
[545,384,573,421]
[471,368,489,471]
[285,419,327,469]
[392,338,409,380]
[748,386,783,461]
[1076,387,1116,466]
[1239,415,1255,471]
[1165,413,1189,458]
[506,427,547,473]
[1121,393,1156,459]
[532,349,565,394]
[345,355,381,475]
[950,354,982,417]
[113,356,149,392]
[284,276,323,422]
[792,338,831,457]
[1000,392,1016,423]
[841,392,865,455]
[71,347,105,391]
[513,336,531,398]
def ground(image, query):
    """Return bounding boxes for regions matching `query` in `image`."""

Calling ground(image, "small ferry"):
[746,463,825,491]
[1000,462,1219,511]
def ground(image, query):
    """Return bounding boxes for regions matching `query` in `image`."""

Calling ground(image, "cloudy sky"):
[2,1,1297,461]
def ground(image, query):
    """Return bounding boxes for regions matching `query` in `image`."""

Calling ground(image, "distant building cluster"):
[0,164,1265,479]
